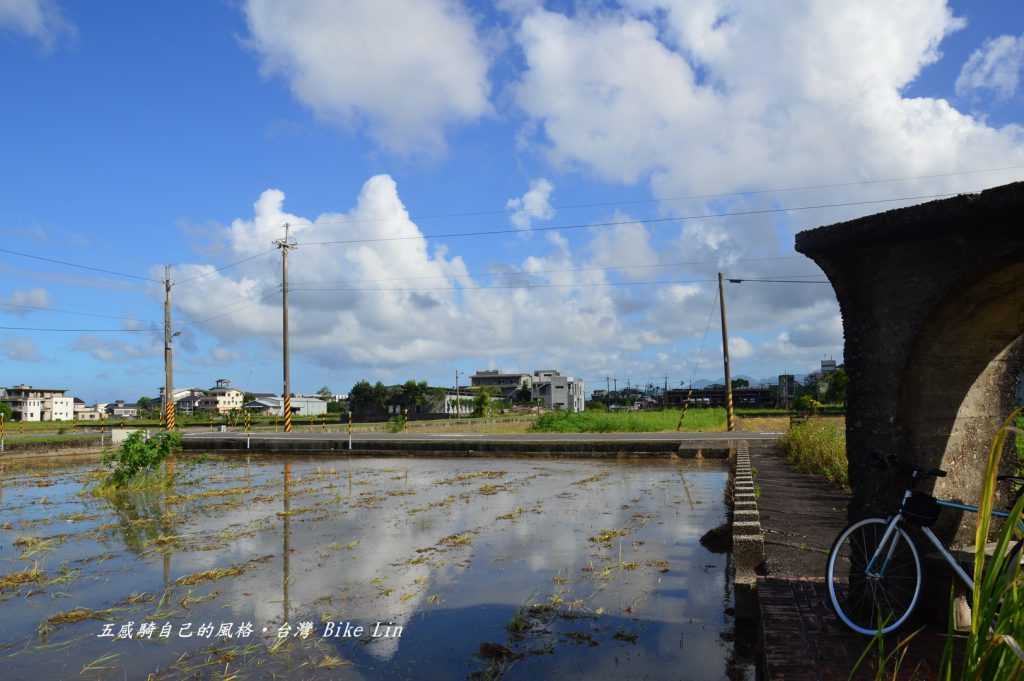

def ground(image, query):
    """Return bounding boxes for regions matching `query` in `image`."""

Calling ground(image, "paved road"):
[183,431,782,443]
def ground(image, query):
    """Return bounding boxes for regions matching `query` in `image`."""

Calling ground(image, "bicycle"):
[826,454,1024,635]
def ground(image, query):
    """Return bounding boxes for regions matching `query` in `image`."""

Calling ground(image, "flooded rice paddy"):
[0,455,745,680]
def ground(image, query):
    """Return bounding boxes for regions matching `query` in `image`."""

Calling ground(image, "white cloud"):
[211,346,239,363]
[512,2,1024,193]
[242,0,492,153]
[4,287,50,314]
[0,0,72,48]
[1,337,42,362]
[728,336,754,359]
[72,333,161,363]
[956,34,1024,99]
[174,175,692,371]
[506,177,555,229]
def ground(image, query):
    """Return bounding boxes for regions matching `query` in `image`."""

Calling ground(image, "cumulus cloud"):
[506,177,555,229]
[242,0,492,153]
[1,337,42,362]
[72,328,161,363]
[956,34,1024,99]
[0,0,72,48]
[173,175,700,374]
[512,2,1024,192]
[3,287,51,314]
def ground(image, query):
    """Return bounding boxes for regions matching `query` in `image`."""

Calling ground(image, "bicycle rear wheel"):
[826,517,922,635]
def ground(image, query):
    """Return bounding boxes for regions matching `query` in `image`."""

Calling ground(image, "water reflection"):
[0,456,745,680]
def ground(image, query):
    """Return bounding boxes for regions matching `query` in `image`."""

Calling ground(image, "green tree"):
[473,387,494,417]
[317,385,333,400]
[794,395,822,414]
[824,368,848,405]
[731,378,749,389]
[398,380,431,412]
[349,380,389,415]
[0,401,11,421]
[513,385,533,404]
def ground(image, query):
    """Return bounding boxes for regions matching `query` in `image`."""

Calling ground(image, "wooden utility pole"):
[275,224,297,432]
[163,265,175,430]
[718,272,735,431]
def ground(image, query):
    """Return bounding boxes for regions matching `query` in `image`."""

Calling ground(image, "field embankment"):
[530,408,726,433]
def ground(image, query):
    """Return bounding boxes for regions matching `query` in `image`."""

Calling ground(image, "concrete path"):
[185,430,782,442]
[751,449,950,681]
[181,430,782,456]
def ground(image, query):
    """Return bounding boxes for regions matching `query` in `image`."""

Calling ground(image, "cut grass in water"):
[530,408,726,433]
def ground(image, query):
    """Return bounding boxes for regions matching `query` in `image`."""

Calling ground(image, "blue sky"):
[1,0,1023,403]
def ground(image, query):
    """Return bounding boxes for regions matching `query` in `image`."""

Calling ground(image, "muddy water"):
[0,455,744,680]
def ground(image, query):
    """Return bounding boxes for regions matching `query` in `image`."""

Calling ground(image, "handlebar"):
[871,452,947,479]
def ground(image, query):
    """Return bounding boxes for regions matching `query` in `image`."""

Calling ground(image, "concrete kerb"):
[731,441,765,622]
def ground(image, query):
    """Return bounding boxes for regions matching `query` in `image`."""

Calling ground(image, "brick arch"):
[796,182,1024,542]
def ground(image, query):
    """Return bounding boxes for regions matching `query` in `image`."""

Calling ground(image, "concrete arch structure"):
[796,182,1024,544]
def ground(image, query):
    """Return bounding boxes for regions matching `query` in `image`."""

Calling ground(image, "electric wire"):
[292,164,1024,227]
[0,302,154,323]
[296,190,981,247]
[0,247,161,283]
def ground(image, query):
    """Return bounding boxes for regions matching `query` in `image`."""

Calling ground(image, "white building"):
[2,385,74,421]
[243,395,327,417]
[469,370,533,399]
[531,371,585,412]
[158,387,206,415]
[197,379,245,414]
[107,401,139,419]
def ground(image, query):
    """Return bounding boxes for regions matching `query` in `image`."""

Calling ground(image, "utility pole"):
[605,377,610,394]
[454,370,460,418]
[663,376,668,408]
[718,272,735,431]
[163,265,175,431]
[275,224,297,433]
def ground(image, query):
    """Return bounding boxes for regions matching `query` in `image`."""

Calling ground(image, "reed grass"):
[780,418,848,488]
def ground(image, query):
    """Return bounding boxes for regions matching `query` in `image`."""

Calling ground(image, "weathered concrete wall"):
[796,183,1024,544]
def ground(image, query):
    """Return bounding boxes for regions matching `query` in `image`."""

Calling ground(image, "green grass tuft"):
[529,408,726,433]
[780,418,847,488]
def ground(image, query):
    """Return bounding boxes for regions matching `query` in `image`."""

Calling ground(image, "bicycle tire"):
[826,517,923,635]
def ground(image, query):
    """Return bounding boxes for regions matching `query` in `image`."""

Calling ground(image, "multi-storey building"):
[530,370,585,412]
[1,385,74,421]
[197,379,245,414]
[469,370,533,399]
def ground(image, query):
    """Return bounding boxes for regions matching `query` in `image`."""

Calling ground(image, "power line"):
[0,247,161,283]
[0,325,149,333]
[296,190,981,247]
[289,255,810,287]
[289,278,718,293]
[727,278,830,284]
[294,164,1024,227]
[172,248,279,287]
[0,302,154,322]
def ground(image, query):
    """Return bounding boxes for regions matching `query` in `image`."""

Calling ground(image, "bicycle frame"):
[864,494,1024,594]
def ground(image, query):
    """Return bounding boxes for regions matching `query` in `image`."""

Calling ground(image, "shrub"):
[385,415,407,433]
[794,395,822,414]
[101,431,181,487]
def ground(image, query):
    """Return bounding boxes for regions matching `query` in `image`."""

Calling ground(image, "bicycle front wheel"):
[826,517,922,635]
